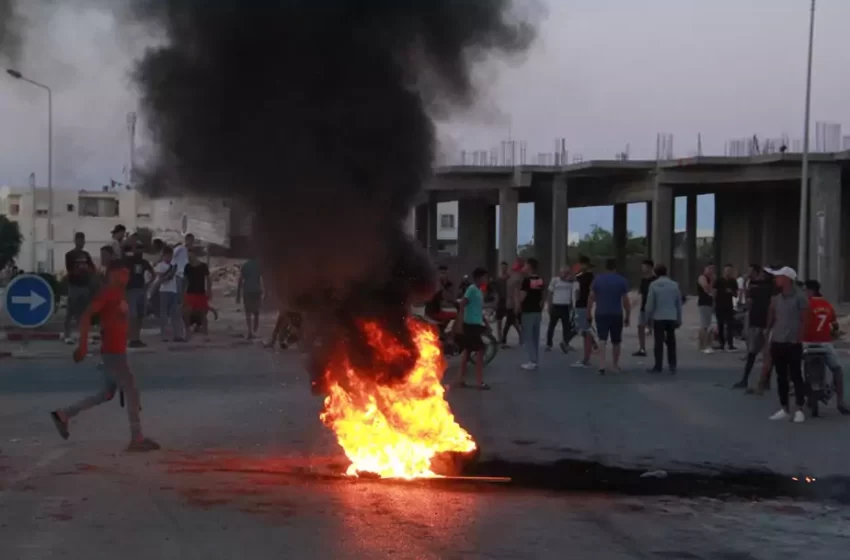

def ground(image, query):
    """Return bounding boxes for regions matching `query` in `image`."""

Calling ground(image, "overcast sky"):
[2,0,848,241]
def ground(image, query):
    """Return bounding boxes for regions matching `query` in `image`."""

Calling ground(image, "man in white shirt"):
[172,233,195,305]
[546,265,574,352]
[152,246,185,342]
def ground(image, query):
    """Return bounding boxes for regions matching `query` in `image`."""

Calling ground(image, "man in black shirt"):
[634,259,656,357]
[124,243,153,348]
[518,257,545,370]
[63,232,96,343]
[573,256,595,367]
[734,265,772,388]
[183,249,212,338]
[714,264,739,351]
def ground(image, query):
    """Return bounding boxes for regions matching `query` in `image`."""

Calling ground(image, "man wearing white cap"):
[764,266,809,423]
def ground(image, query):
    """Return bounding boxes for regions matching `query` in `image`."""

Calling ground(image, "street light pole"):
[796,0,816,278]
[6,69,54,273]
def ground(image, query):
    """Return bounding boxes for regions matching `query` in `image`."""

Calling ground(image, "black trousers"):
[501,310,521,343]
[715,306,735,348]
[546,304,572,347]
[770,342,805,408]
[652,320,677,370]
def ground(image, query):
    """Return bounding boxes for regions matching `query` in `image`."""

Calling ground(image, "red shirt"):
[804,296,836,343]
[91,282,129,354]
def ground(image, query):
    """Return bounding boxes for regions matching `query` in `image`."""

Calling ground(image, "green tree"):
[575,224,646,259]
[0,215,23,270]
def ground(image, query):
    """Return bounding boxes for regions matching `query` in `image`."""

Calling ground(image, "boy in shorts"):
[50,264,160,452]
[455,267,491,390]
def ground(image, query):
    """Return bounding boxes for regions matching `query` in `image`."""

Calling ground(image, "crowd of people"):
[425,255,847,424]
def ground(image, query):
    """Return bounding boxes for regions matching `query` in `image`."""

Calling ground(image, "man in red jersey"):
[50,264,162,451]
[803,279,849,415]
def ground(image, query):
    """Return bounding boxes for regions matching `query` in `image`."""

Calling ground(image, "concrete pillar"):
[650,179,674,268]
[551,175,569,277]
[533,185,553,280]
[613,203,628,272]
[404,207,416,237]
[458,199,491,276]
[486,204,497,273]
[415,192,438,256]
[685,194,697,289]
[761,193,777,266]
[498,187,519,266]
[809,163,842,300]
[645,201,653,258]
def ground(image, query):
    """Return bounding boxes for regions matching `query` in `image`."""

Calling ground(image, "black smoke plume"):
[7,0,538,383]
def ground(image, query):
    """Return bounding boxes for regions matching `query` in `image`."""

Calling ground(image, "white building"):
[0,185,230,273]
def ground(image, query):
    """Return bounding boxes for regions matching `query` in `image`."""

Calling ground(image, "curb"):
[0,339,259,360]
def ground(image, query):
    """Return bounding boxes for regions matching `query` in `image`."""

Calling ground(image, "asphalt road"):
[2,344,850,558]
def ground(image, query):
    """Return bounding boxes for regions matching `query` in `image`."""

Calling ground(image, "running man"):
[50,264,160,452]
[236,254,264,340]
[802,279,850,415]
[455,267,491,390]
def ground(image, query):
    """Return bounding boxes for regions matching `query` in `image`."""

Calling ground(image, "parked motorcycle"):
[802,344,835,418]
[411,306,499,366]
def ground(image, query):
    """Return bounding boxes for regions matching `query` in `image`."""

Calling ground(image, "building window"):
[79,197,99,217]
[439,213,455,230]
[35,209,48,216]
[66,203,75,212]
[78,196,119,217]
[9,203,20,216]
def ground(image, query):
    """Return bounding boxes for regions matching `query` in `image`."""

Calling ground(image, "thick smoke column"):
[130,0,535,380]
[6,0,536,381]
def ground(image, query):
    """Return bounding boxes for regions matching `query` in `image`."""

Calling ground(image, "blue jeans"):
[159,291,183,340]
[521,312,542,364]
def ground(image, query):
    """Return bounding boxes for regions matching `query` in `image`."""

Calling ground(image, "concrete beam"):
[613,203,628,272]
[498,187,519,266]
[650,179,674,267]
[564,177,655,207]
[427,175,515,192]
[808,163,842,300]
[660,166,800,185]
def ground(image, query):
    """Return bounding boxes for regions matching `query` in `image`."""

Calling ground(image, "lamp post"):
[796,0,816,278]
[6,69,53,272]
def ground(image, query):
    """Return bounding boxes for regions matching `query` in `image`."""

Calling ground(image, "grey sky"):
[1,0,848,240]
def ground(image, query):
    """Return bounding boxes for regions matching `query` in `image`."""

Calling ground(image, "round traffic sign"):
[3,274,56,328]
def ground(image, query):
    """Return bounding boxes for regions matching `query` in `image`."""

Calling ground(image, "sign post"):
[3,274,56,355]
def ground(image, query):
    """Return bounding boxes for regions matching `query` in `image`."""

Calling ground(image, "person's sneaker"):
[521,362,538,371]
[62,337,75,346]
[50,411,69,440]
[559,342,570,354]
[572,360,589,368]
[544,346,552,352]
[701,348,715,355]
[727,346,738,352]
[128,340,147,349]
[633,350,647,357]
[597,368,606,375]
[732,380,748,389]
[769,409,790,421]
[793,410,805,424]
[500,343,510,350]
[127,437,161,452]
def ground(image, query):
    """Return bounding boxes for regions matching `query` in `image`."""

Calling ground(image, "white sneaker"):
[572,360,588,368]
[702,348,714,355]
[521,362,538,370]
[63,337,75,345]
[793,410,805,423]
[769,409,790,421]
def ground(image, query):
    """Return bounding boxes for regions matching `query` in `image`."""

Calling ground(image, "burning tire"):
[429,446,481,477]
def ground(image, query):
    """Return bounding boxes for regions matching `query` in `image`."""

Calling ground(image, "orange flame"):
[319,318,476,479]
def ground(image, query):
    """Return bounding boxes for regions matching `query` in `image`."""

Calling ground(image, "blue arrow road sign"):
[3,274,56,328]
